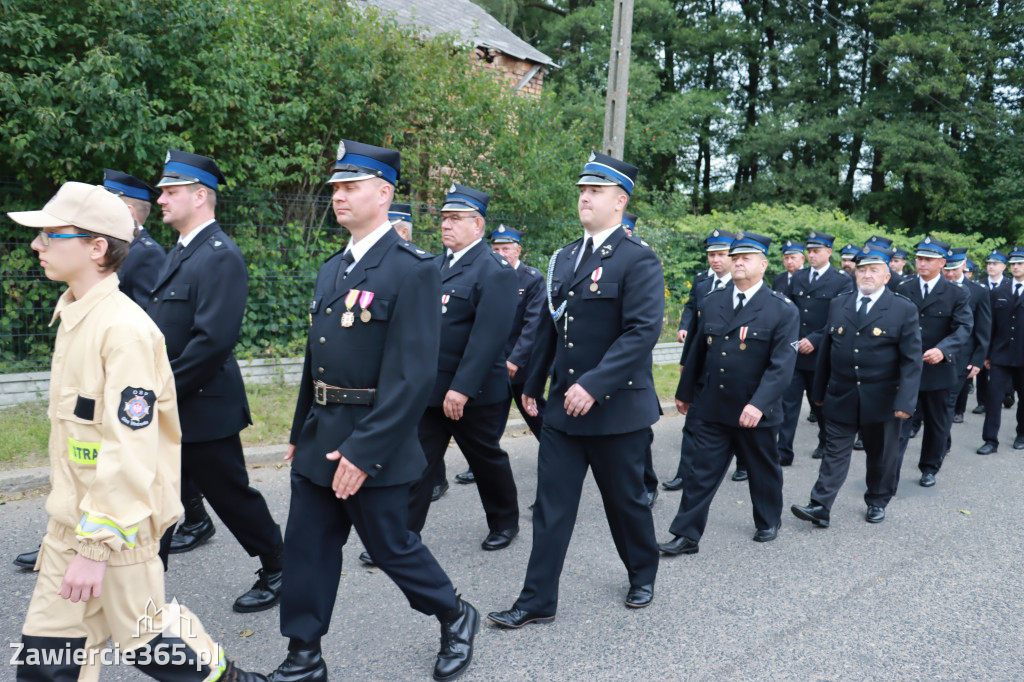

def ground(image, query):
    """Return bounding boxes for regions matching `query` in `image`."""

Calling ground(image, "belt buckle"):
[314,381,327,406]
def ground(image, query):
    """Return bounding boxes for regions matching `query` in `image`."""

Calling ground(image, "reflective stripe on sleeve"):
[76,514,139,547]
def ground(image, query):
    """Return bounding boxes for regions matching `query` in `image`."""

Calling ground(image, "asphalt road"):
[2,402,1023,680]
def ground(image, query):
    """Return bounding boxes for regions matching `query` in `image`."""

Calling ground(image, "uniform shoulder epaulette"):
[896,276,914,287]
[398,241,433,260]
[835,289,855,298]
[206,234,227,249]
[771,290,794,304]
[524,264,542,277]
[488,250,513,268]
[893,291,915,304]
[624,234,652,249]
[706,286,729,298]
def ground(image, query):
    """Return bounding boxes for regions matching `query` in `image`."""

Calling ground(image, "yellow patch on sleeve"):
[68,438,100,466]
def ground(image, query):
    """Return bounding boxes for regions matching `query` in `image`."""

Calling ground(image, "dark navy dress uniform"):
[145,155,282,572]
[778,232,853,464]
[408,186,519,540]
[895,238,973,482]
[772,270,796,294]
[981,274,1024,449]
[119,227,165,305]
[943,249,990,448]
[282,226,460,640]
[803,264,923,517]
[667,251,799,546]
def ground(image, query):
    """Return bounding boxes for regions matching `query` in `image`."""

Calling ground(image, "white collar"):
[920,272,942,289]
[581,224,623,251]
[811,264,830,277]
[446,238,482,266]
[345,221,393,264]
[712,272,732,285]
[857,286,886,305]
[177,219,216,248]
[733,279,764,306]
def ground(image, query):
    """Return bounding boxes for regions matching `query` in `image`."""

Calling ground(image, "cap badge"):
[736,231,745,240]
[712,230,719,237]
[165,151,171,164]
[925,236,931,244]
[588,151,596,162]
[786,240,792,247]
[809,231,816,238]
[498,225,506,232]
[448,183,457,194]
[336,140,346,160]
[863,246,871,254]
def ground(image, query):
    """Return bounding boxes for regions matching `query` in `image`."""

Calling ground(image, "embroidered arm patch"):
[120,387,155,429]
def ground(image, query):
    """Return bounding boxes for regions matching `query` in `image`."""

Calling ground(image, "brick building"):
[358,0,556,96]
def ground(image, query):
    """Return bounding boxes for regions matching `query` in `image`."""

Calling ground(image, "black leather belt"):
[313,380,375,406]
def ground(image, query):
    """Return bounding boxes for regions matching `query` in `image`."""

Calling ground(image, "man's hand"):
[677,329,688,343]
[923,348,945,365]
[59,554,106,603]
[676,399,689,416]
[443,390,470,420]
[326,451,368,499]
[739,404,764,428]
[985,359,991,370]
[798,338,815,354]
[967,365,981,380]
[506,361,519,379]
[895,410,912,419]
[522,395,538,417]
[284,444,296,461]
[564,383,596,417]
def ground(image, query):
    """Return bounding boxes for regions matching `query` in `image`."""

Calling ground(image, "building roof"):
[359,0,556,68]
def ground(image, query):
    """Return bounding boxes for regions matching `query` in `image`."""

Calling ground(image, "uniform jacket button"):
[568,316,574,322]
[604,395,610,400]
[319,337,326,344]
[627,380,633,385]
[325,307,332,315]
[721,352,727,356]
[374,464,383,470]
[568,343,574,348]
[568,291,575,297]
[568,369,575,375]
[318,367,325,374]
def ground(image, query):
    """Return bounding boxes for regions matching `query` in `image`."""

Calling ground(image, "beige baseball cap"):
[7,182,134,242]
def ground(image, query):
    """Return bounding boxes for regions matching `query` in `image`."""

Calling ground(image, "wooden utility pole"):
[602,0,634,158]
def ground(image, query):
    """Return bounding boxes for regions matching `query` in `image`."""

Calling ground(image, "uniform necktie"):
[334,250,355,290]
[170,242,184,264]
[735,292,745,312]
[922,282,929,299]
[710,278,720,292]
[857,296,870,326]
[575,237,594,274]
[1016,283,1022,299]
[441,252,454,274]
[810,271,818,285]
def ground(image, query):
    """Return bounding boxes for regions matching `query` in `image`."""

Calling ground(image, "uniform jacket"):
[987,280,1024,367]
[523,227,664,435]
[678,269,712,333]
[789,265,854,371]
[956,278,991,369]
[118,227,165,306]
[506,263,546,388]
[896,275,974,391]
[143,221,251,442]
[811,289,922,425]
[431,240,518,406]
[289,229,440,488]
[887,271,906,291]
[772,270,801,295]
[45,275,182,565]
[677,284,799,428]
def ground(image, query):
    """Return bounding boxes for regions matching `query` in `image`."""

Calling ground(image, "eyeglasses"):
[37,231,92,247]
[441,214,477,225]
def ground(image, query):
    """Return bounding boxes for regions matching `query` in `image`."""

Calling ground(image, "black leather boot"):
[132,633,268,681]
[433,597,479,681]
[268,638,328,682]
[15,635,85,681]
[233,546,283,613]
[169,496,215,554]
[13,546,40,570]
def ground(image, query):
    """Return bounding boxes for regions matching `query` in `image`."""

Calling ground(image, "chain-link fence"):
[1,181,703,373]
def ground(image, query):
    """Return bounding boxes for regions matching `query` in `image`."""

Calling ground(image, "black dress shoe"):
[13,547,39,570]
[168,517,216,554]
[358,551,376,566]
[976,442,998,455]
[731,468,748,481]
[853,438,865,450]
[780,459,793,467]
[1014,436,1024,450]
[434,597,479,681]
[455,470,476,484]
[972,404,987,414]
[269,638,327,682]
[811,447,824,459]
[865,506,885,523]
[791,502,830,528]
[807,412,818,423]
[1004,394,1015,408]
[753,523,779,542]
[661,477,684,491]
[952,413,964,424]
[481,527,518,551]
[223,659,270,681]
[233,568,283,613]
[487,606,555,629]
[646,488,659,508]
[431,479,450,502]
[659,535,699,555]
[624,583,654,608]
[919,472,937,487]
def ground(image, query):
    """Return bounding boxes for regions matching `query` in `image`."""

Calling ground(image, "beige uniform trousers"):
[23,532,224,681]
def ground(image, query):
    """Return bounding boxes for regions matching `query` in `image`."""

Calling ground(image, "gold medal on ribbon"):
[341,289,360,328]
[873,327,882,336]
[590,266,603,293]
[358,290,374,323]
[739,326,748,350]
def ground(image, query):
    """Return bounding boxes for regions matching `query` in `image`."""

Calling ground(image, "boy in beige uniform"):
[9,182,264,681]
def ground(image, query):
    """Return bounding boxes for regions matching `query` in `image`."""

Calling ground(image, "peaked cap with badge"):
[577,151,638,195]
[490,224,523,243]
[329,139,400,186]
[156,150,226,190]
[103,169,158,202]
[388,202,413,224]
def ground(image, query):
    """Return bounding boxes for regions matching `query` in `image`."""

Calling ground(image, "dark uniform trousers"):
[514,426,658,616]
[669,423,782,539]
[895,276,973,477]
[281,471,455,642]
[812,419,902,510]
[502,382,544,439]
[410,402,520,534]
[144,222,282,561]
[778,267,853,461]
[982,365,1024,445]
[671,285,799,538]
